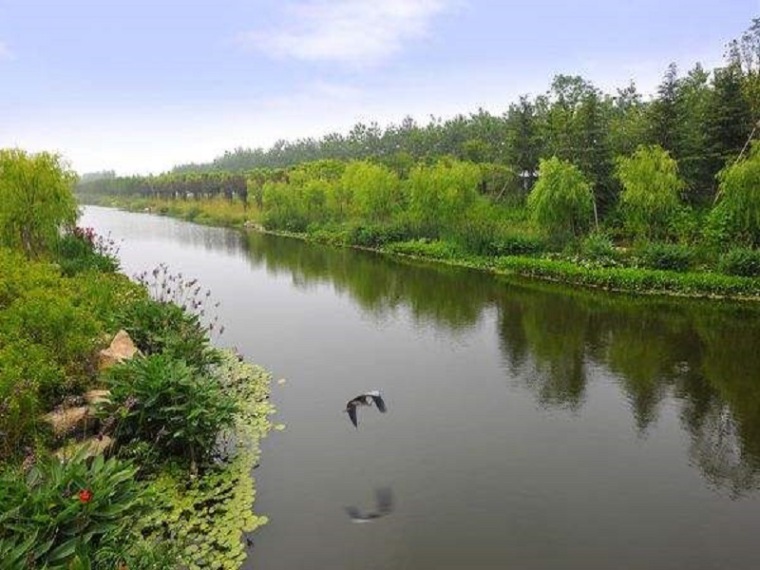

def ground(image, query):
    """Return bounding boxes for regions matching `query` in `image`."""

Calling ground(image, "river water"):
[82,206,760,570]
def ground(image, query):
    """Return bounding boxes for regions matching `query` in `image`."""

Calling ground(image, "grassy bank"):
[81,196,760,302]
[0,231,274,569]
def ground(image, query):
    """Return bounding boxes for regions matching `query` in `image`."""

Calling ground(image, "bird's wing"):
[376,487,393,515]
[369,392,386,413]
[347,405,358,427]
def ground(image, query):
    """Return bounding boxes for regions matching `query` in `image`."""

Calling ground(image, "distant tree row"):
[156,19,760,209]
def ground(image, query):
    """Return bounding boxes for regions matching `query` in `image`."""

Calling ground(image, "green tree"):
[614,145,685,241]
[407,160,481,237]
[649,63,680,152]
[341,161,401,222]
[527,156,594,242]
[713,142,760,246]
[0,149,78,257]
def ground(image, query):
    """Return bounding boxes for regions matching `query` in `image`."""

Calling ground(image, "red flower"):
[78,489,93,503]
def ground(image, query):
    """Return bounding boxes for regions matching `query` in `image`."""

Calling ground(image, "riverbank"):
[82,197,760,302]
[0,232,274,569]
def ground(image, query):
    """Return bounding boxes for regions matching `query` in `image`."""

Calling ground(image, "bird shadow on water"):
[344,487,394,523]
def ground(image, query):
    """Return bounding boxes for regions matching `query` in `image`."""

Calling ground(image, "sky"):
[1,0,758,175]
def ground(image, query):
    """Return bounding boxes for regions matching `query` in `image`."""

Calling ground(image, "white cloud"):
[0,41,13,61]
[240,0,452,65]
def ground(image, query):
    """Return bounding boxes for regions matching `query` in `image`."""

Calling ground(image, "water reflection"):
[244,231,760,496]
[344,487,394,523]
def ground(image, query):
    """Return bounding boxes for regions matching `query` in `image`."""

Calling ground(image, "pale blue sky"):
[1,0,757,174]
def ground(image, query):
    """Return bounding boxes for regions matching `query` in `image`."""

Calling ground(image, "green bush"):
[718,248,760,277]
[0,289,101,399]
[488,233,546,256]
[637,243,694,272]
[101,354,238,469]
[54,228,119,277]
[348,222,413,248]
[386,239,462,260]
[495,256,760,298]
[0,452,156,569]
[580,232,619,266]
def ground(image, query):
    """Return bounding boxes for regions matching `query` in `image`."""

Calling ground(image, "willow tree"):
[0,149,78,257]
[615,145,685,241]
[527,156,594,243]
[714,142,760,246]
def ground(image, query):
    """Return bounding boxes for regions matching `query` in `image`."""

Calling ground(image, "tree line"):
[146,19,760,207]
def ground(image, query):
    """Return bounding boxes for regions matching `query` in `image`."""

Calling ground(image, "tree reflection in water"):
[244,231,760,495]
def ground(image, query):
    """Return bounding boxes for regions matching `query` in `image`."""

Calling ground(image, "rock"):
[43,406,91,437]
[84,389,110,406]
[98,330,139,370]
[55,435,114,461]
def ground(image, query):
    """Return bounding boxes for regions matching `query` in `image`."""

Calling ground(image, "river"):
[82,206,760,570]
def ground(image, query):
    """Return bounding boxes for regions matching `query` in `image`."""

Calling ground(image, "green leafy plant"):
[102,354,238,470]
[0,451,154,569]
[55,227,120,276]
[580,231,619,266]
[714,142,760,246]
[719,247,760,277]
[636,242,694,272]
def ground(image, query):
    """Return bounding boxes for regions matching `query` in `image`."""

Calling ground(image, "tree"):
[0,149,78,257]
[614,145,685,241]
[527,156,594,242]
[706,60,753,175]
[713,142,760,246]
[649,63,680,152]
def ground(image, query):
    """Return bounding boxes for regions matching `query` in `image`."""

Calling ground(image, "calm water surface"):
[82,206,760,570]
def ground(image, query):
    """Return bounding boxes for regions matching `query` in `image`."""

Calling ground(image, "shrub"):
[101,354,238,469]
[348,222,413,248]
[127,265,222,370]
[54,227,119,276]
[637,243,694,272]
[385,239,462,260]
[488,233,546,256]
[581,232,619,265]
[0,289,101,395]
[719,248,760,277]
[0,452,155,569]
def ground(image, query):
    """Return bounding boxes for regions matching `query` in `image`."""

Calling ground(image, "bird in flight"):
[345,487,394,523]
[345,390,386,427]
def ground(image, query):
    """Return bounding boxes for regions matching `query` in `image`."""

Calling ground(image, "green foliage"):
[719,248,760,277]
[55,227,120,277]
[0,452,156,569]
[341,161,402,222]
[581,232,619,266]
[714,142,760,246]
[126,265,222,370]
[528,156,595,242]
[140,350,273,570]
[615,145,685,240]
[495,256,760,298]
[0,247,144,460]
[407,160,481,237]
[347,221,413,248]
[488,233,547,256]
[386,239,463,260]
[0,149,78,257]
[636,242,694,272]
[102,354,238,469]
